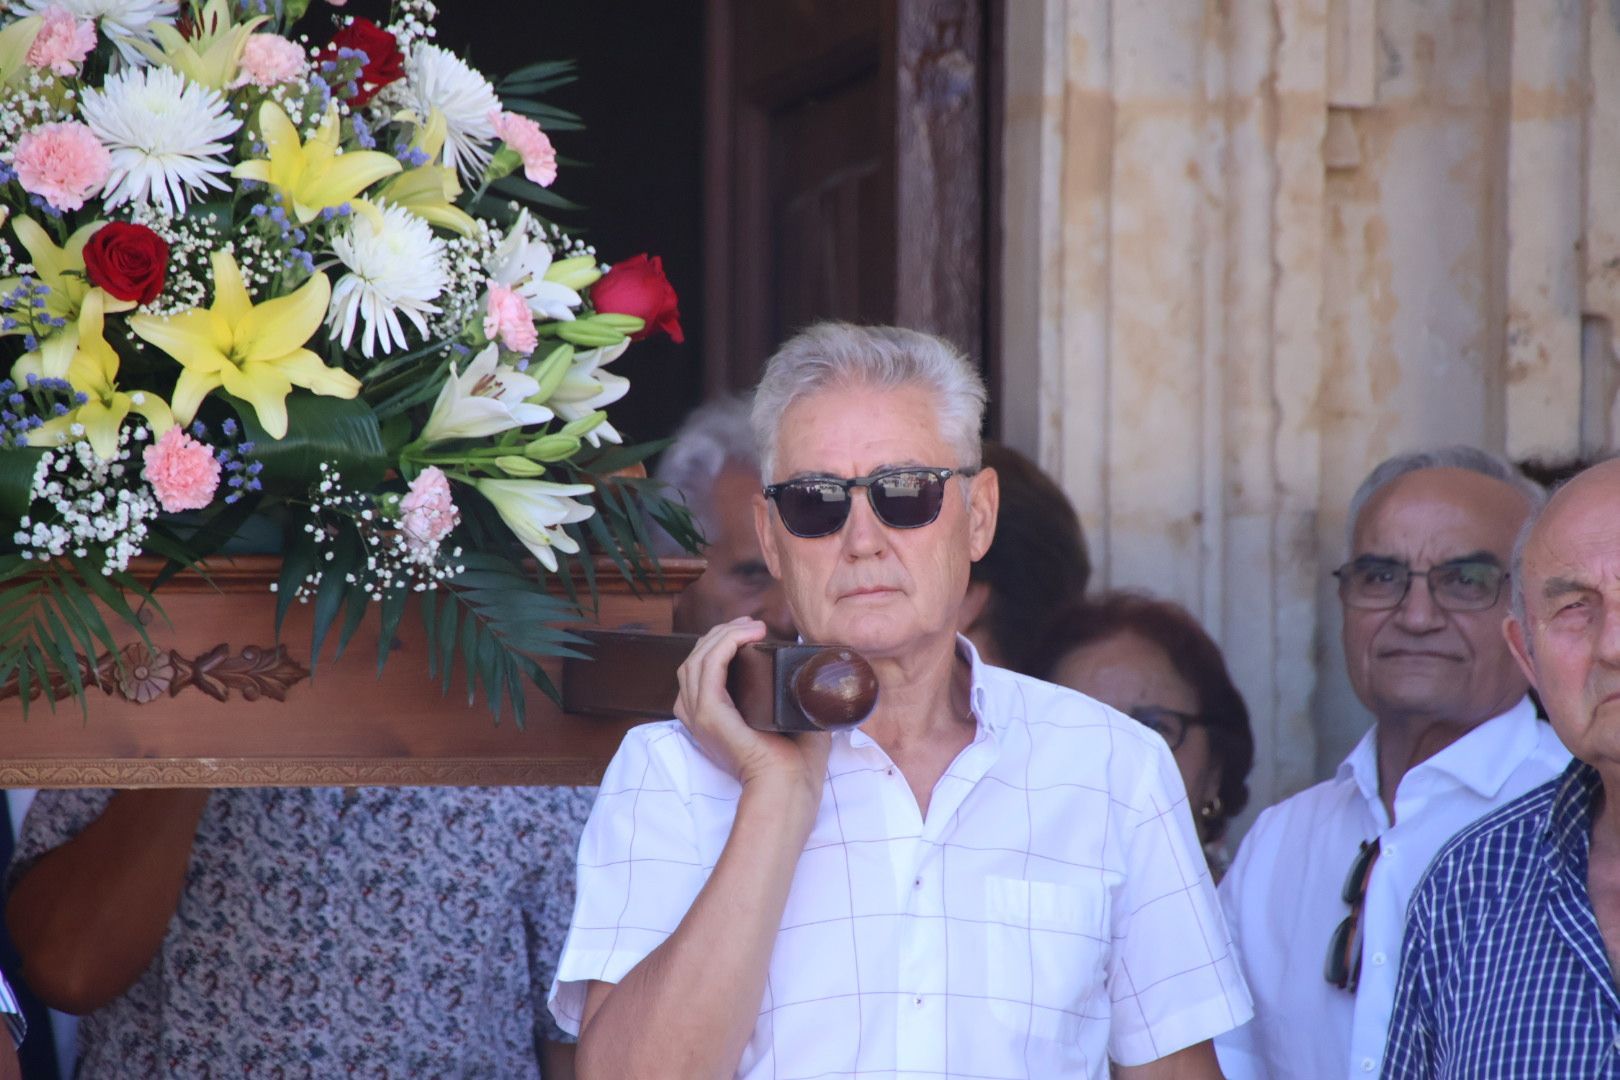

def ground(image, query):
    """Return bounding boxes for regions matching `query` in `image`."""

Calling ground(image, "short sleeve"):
[522,785,597,1045]
[547,724,709,1036]
[1106,739,1253,1066]
[5,788,116,893]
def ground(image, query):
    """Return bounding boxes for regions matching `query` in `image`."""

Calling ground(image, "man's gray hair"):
[1346,445,1546,552]
[751,323,987,481]
[651,394,757,556]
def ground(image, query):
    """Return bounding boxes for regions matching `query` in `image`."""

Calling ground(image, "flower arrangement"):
[0,0,697,722]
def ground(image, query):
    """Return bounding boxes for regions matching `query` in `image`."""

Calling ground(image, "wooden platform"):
[0,555,702,789]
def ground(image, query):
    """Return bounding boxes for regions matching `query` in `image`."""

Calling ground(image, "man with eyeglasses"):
[1214,447,1569,1079]
[551,322,1252,1079]
[1381,457,1620,1077]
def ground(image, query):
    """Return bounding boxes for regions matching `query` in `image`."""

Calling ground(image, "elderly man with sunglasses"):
[550,323,1252,1079]
[1214,447,1569,1080]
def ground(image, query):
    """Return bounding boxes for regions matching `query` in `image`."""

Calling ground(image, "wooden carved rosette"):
[0,641,309,707]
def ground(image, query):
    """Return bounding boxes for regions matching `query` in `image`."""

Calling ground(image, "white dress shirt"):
[551,640,1252,1078]
[1214,697,1569,1079]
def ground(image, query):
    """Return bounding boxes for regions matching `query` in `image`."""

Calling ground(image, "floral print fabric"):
[8,785,593,1079]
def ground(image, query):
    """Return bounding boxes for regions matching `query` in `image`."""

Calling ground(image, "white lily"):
[475,477,595,572]
[486,210,582,322]
[546,340,630,446]
[419,343,552,444]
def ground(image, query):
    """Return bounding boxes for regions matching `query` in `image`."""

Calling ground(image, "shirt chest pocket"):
[979,875,1109,1047]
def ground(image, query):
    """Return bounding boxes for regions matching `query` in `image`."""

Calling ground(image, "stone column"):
[1000,0,1620,826]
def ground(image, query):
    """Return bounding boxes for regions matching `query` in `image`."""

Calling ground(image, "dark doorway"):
[704,0,992,394]
[436,1,708,448]
[423,0,995,443]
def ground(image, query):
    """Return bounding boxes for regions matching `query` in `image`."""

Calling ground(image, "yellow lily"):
[233,101,402,225]
[134,0,267,90]
[127,251,359,439]
[1,217,134,380]
[25,290,173,460]
[0,17,43,88]
[376,110,477,237]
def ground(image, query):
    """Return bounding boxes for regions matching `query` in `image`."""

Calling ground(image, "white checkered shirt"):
[550,641,1252,1078]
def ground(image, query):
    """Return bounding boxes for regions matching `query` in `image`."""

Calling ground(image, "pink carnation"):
[399,467,459,560]
[232,34,307,88]
[484,283,538,354]
[11,121,109,213]
[26,7,96,77]
[489,110,557,187]
[142,427,221,513]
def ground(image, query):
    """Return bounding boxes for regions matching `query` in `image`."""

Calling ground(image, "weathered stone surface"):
[1000,0,1617,834]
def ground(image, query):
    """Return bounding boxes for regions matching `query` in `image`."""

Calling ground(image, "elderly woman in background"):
[1034,592,1255,871]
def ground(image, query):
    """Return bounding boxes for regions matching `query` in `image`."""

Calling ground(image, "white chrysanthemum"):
[328,202,449,358]
[486,210,581,321]
[399,44,499,183]
[13,0,178,65]
[80,66,241,215]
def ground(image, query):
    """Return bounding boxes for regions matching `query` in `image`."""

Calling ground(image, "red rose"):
[591,254,684,343]
[82,222,170,305]
[316,18,404,108]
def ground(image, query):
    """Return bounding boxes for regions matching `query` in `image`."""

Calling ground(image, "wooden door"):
[705,0,991,392]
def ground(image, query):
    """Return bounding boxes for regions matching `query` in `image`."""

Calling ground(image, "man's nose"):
[838,487,887,557]
[1598,603,1620,666]
[1392,573,1446,632]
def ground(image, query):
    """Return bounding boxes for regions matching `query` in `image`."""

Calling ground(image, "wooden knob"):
[791,648,879,731]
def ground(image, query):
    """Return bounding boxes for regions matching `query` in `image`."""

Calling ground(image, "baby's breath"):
[14,426,161,574]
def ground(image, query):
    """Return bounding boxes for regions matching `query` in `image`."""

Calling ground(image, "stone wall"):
[999,0,1620,829]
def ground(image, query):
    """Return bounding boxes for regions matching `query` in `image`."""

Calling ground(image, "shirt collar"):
[843,634,1002,748]
[1336,695,1543,807]
[1543,758,1602,874]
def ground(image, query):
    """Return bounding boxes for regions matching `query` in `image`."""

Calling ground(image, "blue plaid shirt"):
[0,968,21,1048]
[1383,759,1620,1078]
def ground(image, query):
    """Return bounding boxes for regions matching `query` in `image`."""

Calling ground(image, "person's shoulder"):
[984,667,1159,747]
[1413,773,1561,916]
[1243,774,1362,847]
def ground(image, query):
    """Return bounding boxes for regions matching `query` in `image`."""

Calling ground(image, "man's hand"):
[674,617,831,807]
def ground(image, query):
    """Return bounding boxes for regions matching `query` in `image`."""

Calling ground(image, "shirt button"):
[1361,1058,1376,1073]
[886,767,895,777]
[914,877,923,889]
[914,996,924,1007]
[1372,951,1387,966]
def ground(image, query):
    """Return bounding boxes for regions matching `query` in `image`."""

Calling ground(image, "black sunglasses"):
[1324,838,1381,992]
[763,466,976,539]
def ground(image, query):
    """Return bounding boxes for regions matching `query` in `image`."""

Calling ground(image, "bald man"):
[1382,457,1620,1078]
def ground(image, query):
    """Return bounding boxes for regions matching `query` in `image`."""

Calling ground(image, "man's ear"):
[754,492,782,578]
[1503,614,1539,690]
[968,466,999,562]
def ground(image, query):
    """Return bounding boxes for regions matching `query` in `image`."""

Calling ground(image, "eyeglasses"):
[763,466,976,539]
[1324,838,1381,992]
[1333,557,1507,613]
[1128,705,1201,752]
